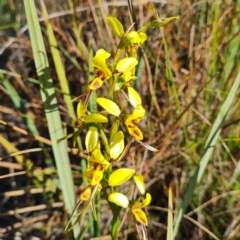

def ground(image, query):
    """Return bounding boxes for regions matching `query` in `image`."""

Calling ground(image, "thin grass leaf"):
[167,186,173,240]
[40,0,76,121]
[67,0,87,56]
[173,70,240,238]
[23,0,80,237]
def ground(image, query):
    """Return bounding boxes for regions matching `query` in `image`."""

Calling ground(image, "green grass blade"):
[167,186,173,240]
[23,0,80,238]
[40,0,76,121]
[173,70,240,238]
[68,0,87,56]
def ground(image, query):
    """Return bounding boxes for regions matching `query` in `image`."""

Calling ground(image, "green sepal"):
[107,16,124,37]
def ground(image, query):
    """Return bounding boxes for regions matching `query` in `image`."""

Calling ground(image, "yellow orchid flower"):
[108,168,135,186]
[125,31,147,58]
[132,193,151,209]
[131,193,151,226]
[93,49,112,76]
[110,131,124,160]
[84,148,109,186]
[88,49,112,90]
[127,31,147,46]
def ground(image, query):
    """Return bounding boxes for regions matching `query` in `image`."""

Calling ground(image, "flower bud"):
[108,192,129,208]
[107,16,124,37]
[85,127,98,153]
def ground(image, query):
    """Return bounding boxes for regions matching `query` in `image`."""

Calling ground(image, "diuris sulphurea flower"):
[131,193,152,226]
[84,148,110,186]
[106,16,147,59]
[65,14,178,240]
[125,31,147,58]
[108,192,151,226]
[88,49,112,90]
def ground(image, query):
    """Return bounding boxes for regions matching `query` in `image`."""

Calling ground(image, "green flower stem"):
[102,186,120,240]
[113,48,123,66]
[111,212,120,240]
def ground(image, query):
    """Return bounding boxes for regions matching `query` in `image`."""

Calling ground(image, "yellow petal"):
[127,87,141,107]
[127,31,140,45]
[95,48,111,59]
[131,200,142,209]
[138,32,147,44]
[80,186,92,201]
[133,174,146,195]
[132,208,148,226]
[88,77,104,90]
[84,113,108,123]
[108,168,135,186]
[85,127,98,152]
[96,98,121,116]
[121,71,137,83]
[83,169,104,186]
[88,149,110,167]
[107,16,124,37]
[76,101,87,119]
[142,193,152,207]
[125,105,145,124]
[108,192,129,208]
[110,131,124,159]
[116,58,138,73]
[93,50,112,77]
[126,122,143,140]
